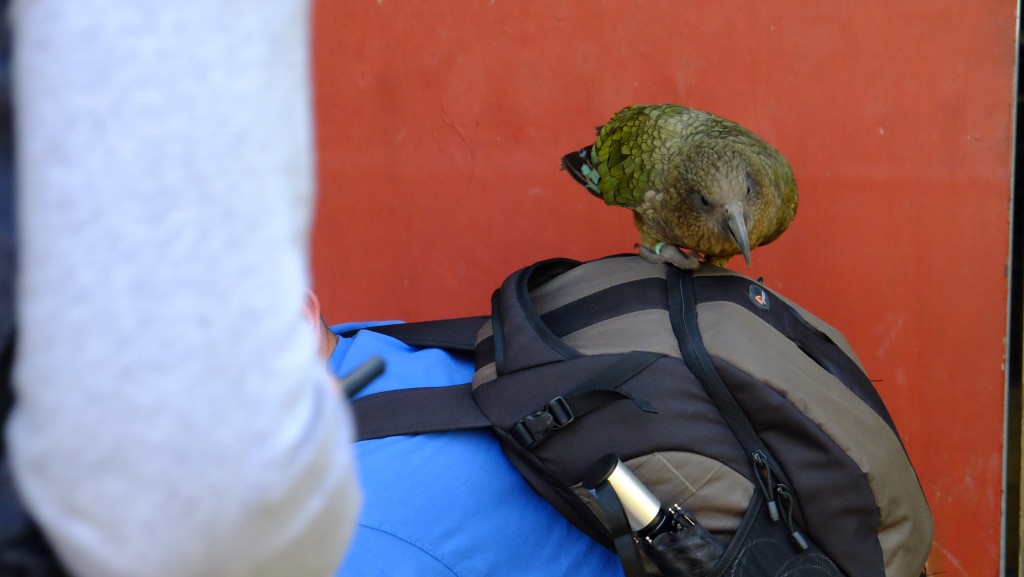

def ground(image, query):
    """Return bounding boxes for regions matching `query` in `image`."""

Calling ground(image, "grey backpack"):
[352,255,933,577]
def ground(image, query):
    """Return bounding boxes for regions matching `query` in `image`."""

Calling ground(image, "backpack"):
[351,255,933,577]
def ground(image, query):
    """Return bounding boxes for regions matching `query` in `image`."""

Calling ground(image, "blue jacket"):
[330,322,622,577]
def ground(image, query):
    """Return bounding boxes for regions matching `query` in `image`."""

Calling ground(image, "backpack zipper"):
[776,484,810,550]
[673,269,806,550]
[753,450,780,521]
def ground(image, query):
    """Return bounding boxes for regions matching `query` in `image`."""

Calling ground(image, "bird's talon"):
[639,244,700,270]
[705,255,731,268]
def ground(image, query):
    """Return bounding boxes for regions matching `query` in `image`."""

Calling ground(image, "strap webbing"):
[352,384,491,441]
[343,316,488,352]
[511,351,662,449]
[594,481,647,577]
[565,350,662,415]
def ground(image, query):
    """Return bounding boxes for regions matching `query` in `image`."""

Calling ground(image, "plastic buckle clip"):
[512,396,575,450]
[546,396,574,428]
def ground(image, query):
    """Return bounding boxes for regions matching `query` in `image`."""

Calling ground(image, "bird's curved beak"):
[725,204,751,267]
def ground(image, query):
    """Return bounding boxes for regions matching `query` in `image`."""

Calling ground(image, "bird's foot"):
[638,243,700,270]
[704,255,731,268]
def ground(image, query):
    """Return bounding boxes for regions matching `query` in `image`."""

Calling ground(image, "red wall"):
[311,2,1018,575]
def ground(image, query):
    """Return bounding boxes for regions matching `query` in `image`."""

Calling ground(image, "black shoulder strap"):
[593,481,647,577]
[668,268,769,459]
[345,316,493,441]
[352,384,491,441]
[341,316,488,352]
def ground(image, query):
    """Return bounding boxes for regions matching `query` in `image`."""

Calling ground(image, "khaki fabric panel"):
[628,451,752,539]
[472,362,496,389]
[531,257,667,315]
[693,265,866,372]
[697,300,932,577]
[690,264,738,280]
[475,318,493,344]
[561,309,682,359]
[472,319,496,388]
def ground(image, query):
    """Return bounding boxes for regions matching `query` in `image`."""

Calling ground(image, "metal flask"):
[585,454,725,577]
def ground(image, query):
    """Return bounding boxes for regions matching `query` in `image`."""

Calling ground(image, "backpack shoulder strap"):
[341,316,489,352]
[352,384,491,441]
[345,317,493,441]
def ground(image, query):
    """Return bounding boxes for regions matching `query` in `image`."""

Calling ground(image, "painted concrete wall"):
[311,2,1018,574]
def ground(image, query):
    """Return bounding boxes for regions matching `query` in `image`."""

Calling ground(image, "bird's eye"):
[698,195,710,207]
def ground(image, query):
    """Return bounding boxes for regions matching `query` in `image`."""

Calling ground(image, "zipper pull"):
[752,451,779,521]
[775,484,810,551]
[668,503,696,529]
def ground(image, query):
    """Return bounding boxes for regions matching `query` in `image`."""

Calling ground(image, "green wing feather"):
[592,104,688,207]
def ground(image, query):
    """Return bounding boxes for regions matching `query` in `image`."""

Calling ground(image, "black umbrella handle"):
[645,506,725,577]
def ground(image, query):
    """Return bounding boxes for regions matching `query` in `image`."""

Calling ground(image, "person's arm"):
[7,2,360,576]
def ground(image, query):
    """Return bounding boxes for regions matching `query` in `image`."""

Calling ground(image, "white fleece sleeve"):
[6,2,360,577]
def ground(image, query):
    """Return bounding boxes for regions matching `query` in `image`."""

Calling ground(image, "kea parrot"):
[561,104,798,269]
